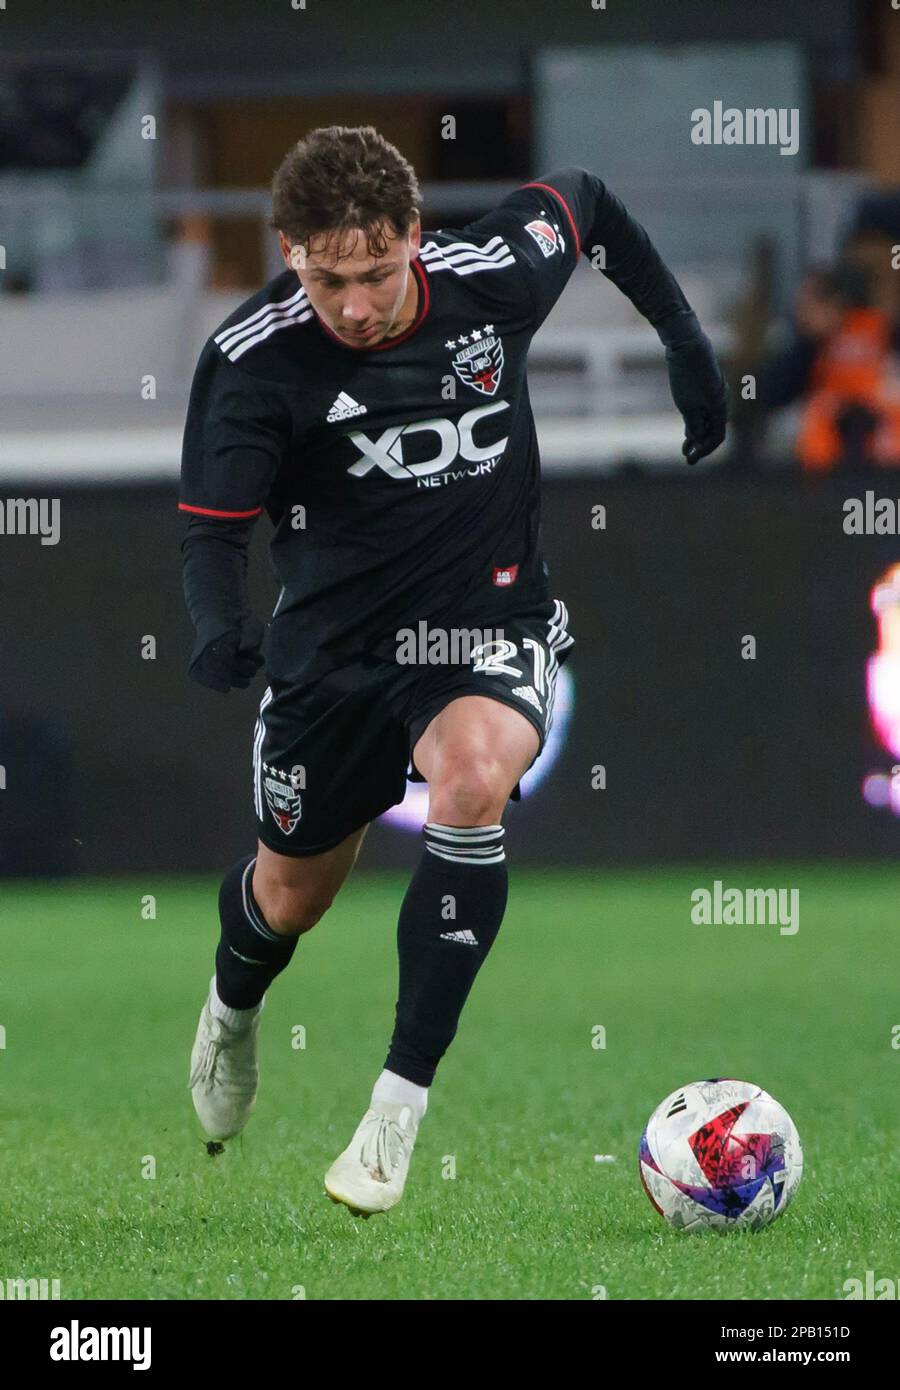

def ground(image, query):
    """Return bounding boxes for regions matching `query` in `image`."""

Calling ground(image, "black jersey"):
[180,166,699,684]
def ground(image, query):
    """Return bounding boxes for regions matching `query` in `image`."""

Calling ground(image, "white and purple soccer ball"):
[639,1078,803,1232]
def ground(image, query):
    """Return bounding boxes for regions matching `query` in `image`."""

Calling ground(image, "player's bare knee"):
[256,883,334,936]
[429,757,508,824]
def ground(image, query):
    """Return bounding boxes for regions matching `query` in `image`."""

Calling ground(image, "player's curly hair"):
[270,125,421,262]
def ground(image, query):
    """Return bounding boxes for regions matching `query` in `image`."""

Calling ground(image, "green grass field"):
[1,865,897,1300]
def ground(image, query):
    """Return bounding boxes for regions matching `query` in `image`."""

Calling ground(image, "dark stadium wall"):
[0,477,896,876]
[1,0,860,92]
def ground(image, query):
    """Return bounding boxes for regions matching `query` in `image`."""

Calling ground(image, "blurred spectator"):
[0,65,127,171]
[0,270,34,294]
[760,258,900,471]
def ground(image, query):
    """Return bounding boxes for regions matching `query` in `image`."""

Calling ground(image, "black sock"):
[384,823,508,1086]
[214,854,298,1009]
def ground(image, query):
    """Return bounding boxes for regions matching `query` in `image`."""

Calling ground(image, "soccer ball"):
[639,1078,803,1232]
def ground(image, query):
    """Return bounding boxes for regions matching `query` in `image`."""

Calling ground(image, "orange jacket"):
[798,308,900,469]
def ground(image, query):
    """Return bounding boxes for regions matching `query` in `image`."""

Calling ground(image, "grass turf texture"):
[1,865,896,1300]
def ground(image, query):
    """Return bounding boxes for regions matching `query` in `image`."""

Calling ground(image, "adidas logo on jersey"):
[439,928,479,946]
[327,391,367,423]
[512,684,542,713]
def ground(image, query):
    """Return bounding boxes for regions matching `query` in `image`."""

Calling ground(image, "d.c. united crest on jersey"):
[447,324,504,397]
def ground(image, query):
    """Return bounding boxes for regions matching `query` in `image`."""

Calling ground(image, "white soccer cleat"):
[324,1101,421,1214]
[188,993,262,1142]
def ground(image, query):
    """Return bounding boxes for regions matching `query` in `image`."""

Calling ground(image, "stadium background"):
[2,0,899,873]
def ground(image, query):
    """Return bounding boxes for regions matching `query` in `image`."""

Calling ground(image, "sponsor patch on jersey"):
[262,764,302,835]
[448,324,504,397]
[524,218,562,258]
[492,564,519,586]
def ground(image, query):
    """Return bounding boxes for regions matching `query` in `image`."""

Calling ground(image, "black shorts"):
[252,598,574,856]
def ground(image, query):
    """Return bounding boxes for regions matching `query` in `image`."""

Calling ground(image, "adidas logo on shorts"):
[511,684,542,712]
[327,391,367,423]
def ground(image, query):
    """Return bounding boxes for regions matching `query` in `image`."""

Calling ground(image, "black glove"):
[665,333,729,466]
[188,615,266,692]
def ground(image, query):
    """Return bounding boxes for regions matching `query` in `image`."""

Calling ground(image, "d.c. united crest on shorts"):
[262,763,302,835]
[448,325,504,397]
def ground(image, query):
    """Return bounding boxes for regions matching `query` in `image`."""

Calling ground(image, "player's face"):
[280,220,421,347]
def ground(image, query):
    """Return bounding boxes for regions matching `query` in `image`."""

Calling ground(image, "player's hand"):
[665,333,729,466]
[189,616,266,692]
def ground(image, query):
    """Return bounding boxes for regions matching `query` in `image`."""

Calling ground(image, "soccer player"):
[181,125,726,1214]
